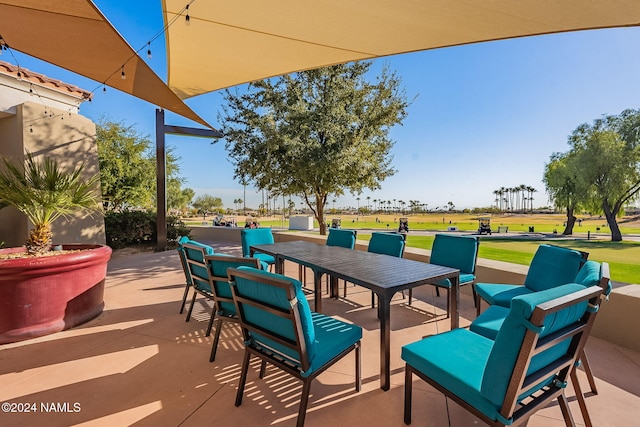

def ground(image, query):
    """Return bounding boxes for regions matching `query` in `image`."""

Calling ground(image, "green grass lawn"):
[186,214,639,283]
[356,234,640,284]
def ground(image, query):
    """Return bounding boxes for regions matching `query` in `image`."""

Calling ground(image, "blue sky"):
[6,1,640,211]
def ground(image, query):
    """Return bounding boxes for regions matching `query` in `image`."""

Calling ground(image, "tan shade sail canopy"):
[0,0,211,128]
[163,0,640,99]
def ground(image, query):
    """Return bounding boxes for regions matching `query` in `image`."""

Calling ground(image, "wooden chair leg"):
[185,291,197,322]
[404,365,413,425]
[408,288,413,305]
[235,350,251,407]
[297,379,312,427]
[445,288,450,319]
[580,350,598,394]
[205,305,217,337]
[179,283,190,314]
[470,283,478,308]
[571,367,593,427]
[557,393,577,427]
[355,343,361,392]
[259,360,267,378]
[209,317,223,362]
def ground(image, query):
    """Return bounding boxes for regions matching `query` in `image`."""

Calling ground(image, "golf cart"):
[398,217,409,233]
[478,217,492,235]
[331,218,342,229]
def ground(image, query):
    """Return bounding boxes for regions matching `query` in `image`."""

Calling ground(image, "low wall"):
[188,226,639,352]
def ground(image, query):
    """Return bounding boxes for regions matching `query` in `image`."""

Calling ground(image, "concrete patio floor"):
[1,242,639,427]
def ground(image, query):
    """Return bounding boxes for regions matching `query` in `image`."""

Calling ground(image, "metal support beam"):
[156,109,168,251]
[155,108,223,251]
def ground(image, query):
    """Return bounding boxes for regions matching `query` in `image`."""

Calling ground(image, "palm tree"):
[0,153,100,255]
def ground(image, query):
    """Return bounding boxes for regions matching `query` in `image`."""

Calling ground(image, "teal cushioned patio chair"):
[402,283,605,426]
[325,228,357,295]
[475,244,588,316]
[470,261,611,427]
[176,237,214,314]
[365,232,406,307]
[183,243,264,361]
[229,266,362,427]
[408,234,479,318]
[240,228,275,271]
[203,254,263,362]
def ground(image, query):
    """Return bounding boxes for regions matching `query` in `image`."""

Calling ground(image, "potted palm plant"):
[0,152,112,343]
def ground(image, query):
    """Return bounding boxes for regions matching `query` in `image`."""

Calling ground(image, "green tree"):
[96,119,188,213]
[168,184,194,213]
[192,194,223,220]
[543,151,587,235]
[567,109,640,241]
[219,61,410,234]
[96,119,155,211]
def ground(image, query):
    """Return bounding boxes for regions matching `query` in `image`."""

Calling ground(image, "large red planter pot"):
[0,244,112,344]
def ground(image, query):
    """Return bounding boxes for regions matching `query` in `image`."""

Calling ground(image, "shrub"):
[105,210,191,249]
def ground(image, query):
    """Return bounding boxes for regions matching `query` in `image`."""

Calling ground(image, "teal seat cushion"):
[402,329,501,421]
[524,244,583,292]
[233,266,316,364]
[253,252,276,267]
[475,283,532,307]
[326,229,356,249]
[436,273,476,289]
[481,283,588,406]
[306,312,362,377]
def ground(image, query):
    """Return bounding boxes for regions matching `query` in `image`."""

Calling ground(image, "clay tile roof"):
[0,60,92,101]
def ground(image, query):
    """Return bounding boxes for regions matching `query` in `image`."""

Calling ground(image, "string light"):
[185,4,191,26]
[121,66,126,80]
[147,41,152,59]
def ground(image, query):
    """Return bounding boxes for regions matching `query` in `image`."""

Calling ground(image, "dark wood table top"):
[251,240,458,294]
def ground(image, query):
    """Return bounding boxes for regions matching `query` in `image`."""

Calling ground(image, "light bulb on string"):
[29,125,33,133]
[185,4,191,26]
[147,42,152,59]
[121,66,126,80]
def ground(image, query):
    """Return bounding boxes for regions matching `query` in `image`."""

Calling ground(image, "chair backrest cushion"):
[523,244,584,292]
[208,255,260,314]
[326,228,356,249]
[429,234,478,274]
[481,283,588,406]
[181,240,215,289]
[232,266,316,364]
[367,232,405,257]
[240,228,274,257]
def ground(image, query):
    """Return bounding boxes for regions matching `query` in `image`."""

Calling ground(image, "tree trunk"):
[562,207,576,235]
[316,198,327,235]
[602,201,622,241]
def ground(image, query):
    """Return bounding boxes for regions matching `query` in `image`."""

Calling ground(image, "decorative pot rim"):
[0,244,112,279]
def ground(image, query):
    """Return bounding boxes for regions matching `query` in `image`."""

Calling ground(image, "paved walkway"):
[0,243,638,426]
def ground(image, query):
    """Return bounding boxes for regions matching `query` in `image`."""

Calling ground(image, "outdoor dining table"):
[250,240,460,391]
